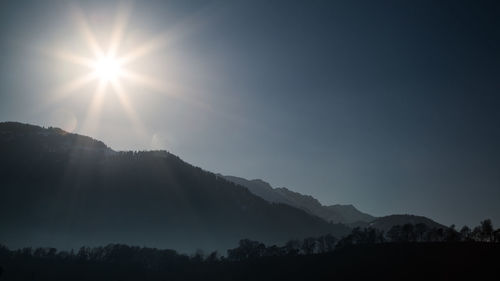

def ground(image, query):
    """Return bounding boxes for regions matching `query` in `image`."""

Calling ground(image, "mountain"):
[221,177,446,231]
[366,214,446,231]
[0,122,350,252]
[222,175,375,224]
[221,176,294,205]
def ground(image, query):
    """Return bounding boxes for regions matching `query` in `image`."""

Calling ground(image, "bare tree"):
[459,225,471,241]
[493,229,500,243]
[301,237,316,255]
[415,223,428,242]
[480,219,494,242]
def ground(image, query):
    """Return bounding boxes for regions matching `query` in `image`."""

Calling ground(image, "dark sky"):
[0,0,499,227]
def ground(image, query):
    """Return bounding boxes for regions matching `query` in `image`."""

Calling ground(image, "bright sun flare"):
[51,4,174,135]
[93,56,122,82]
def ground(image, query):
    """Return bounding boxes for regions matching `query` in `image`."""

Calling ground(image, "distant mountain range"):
[221,176,446,231]
[222,175,375,224]
[221,176,445,230]
[0,122,445,252]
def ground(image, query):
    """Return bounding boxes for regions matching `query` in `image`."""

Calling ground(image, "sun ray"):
[50,72,98,101]
[81,80,107,134]
[118,1,220,66]
[71,6,104,58]
[118,34,169,66]
[120,69,215,115]
[107,3,132,58]
[119,69,170,93]
[52,51,96,69]
[110,80,146,137]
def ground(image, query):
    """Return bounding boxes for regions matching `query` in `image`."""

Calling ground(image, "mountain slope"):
[367,215,446,231]
[0,122,350,252]
[221,176,294,205]
[222,175,375,224]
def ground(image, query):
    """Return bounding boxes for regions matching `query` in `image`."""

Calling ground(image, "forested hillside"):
[0,122,349,252]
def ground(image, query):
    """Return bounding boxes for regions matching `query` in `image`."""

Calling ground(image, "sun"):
[93,56,122,83]
[50,4,206,138]
[50,4,172,135]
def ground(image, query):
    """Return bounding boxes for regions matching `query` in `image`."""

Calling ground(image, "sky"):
[0,0,499,227]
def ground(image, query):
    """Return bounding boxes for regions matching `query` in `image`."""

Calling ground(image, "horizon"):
[1,0,499,228]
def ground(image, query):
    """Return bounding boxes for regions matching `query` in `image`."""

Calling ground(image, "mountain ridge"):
[0,121,447,253]
[222,175,375,225]
[0,122,350,252]
[220,177,447,232]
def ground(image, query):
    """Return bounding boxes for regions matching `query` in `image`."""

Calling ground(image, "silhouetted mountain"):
[0,122,350,253]
[221,176,294,205]
[366,214,446,232]
[222,175,375,224]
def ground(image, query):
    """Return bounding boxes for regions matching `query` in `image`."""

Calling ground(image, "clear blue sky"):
[1,0,499,227]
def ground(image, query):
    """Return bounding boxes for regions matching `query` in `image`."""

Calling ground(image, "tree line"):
[0,219,497,270]
[0,219,499,280]
[227,219,499,260]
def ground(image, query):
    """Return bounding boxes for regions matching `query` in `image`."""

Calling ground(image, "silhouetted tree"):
[480,219,494,242]
[415,223,428,242]
[387,225,403,242]
[493,229,500,243]
[362,228,385,244]
[227,239,265,261]
[324,234,337,252]
[401,224,416,242]
[350,227,364,243]
[284,240,301,256]
[317,234,337,253]
[459,226,471,241]
[336,235,354,249]
[301,237,316,254]
[471,226,482,241]
[424,228,445,242]
[77,246,90,261]
[205,251,219,263]
[33,247,47,258]
[263,245,284,256]
[336,227,384,248]
[444,225,460,242]
[192,249,205,263]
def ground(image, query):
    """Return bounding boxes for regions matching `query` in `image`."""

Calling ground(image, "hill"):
[367,214,446,231]
[222,175,375,224]
[0,122,350,252]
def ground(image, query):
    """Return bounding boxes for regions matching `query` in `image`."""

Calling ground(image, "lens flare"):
[93,56,122,82]
[50,3,212,137]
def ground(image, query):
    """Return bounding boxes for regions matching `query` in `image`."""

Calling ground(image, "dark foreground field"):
[1,242,499,281]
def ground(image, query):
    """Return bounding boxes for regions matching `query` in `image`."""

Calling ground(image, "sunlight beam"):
[107,3,132,58]
[118,34,168,66]
[110,80,146,137]
[51,72,98,101]
[81,80,107,134]
[72,6,104,58]
[120,69,213,112]
[52,51,96,69]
